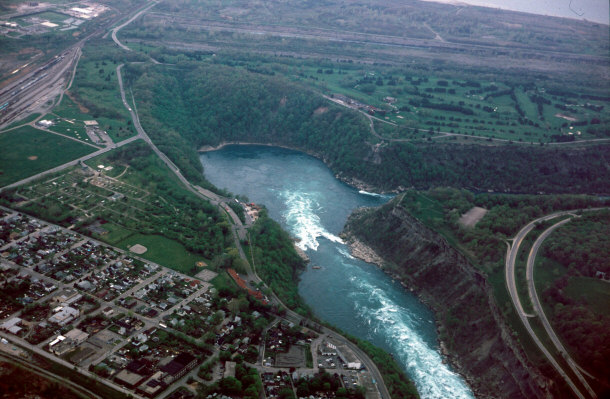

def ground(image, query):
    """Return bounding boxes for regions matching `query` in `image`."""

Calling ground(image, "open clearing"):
[459,206,488,228]
[0,126,94,186]
[116,233,204,274]
[128,243,147,254]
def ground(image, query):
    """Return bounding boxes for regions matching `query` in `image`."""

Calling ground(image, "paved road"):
[505,210,603,399]
[111,1,159,52]
[0,329,146,399]
[115,61,391,399]
[322,94,610,146]
[0,134,140,191]
[526,218,597,398]
[0,351,103,399]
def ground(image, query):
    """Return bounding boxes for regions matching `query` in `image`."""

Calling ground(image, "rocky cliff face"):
[343,200,553,399]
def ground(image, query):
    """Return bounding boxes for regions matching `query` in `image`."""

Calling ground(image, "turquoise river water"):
[200,145,474,399]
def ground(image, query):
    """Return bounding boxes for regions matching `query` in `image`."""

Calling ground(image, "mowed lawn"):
[117,233,205,274]
[0,126,95,186]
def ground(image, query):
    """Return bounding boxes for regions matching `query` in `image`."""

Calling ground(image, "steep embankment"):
[343,197,551,399]
[127,62,610,196]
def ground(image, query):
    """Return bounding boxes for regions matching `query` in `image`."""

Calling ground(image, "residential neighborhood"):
[0,206,376,399]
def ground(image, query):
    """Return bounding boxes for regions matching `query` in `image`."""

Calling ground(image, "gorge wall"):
[343,198,554,399]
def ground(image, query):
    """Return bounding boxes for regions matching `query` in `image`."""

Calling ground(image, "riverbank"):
[199,142,385,194]
[200,145,475,398]
[343,232,475,392]
[342,202,551,399]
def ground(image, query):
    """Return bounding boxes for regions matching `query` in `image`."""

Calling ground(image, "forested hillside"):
[127,62,610,195]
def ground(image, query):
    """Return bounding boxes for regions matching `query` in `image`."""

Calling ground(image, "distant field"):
[0,126,94,186]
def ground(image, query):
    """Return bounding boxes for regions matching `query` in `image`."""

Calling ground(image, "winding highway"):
[505,210,602,399]
[526,218,597,399]
[115,61,391,399]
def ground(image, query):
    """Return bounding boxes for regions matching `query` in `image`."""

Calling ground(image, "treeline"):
[249,212,309,314]
[542,276,610,393]
[543,210,610,277]
[127,62,610,195]
[398,188,609,269]
[104,142,232,258]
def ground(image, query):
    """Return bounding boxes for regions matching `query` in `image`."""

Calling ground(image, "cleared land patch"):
[459,206,488,228]
[0,126,94,186]
[117,233,203,274]
[128,243,147,254]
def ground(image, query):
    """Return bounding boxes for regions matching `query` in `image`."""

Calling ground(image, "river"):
[200,145,474,399]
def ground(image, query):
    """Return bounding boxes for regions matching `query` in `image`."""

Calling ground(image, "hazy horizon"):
[420,0,610,24]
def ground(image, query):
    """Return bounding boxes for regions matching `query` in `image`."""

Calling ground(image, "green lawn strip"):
[0,126,94,186]
[487,267,546,364]
[0,113,41,131]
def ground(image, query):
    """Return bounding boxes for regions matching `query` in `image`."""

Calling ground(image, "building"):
[1,317,23,335]
[347,362,362,369]
[65,328,89,344]
[137,371,166,397]
[53,289,82,306]
[48,306,79,326]
[160,353,197,384]
[115,369,148,389]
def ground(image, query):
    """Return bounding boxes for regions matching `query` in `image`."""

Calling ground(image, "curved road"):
[111,1,159,52]
[115,62,391,399]
[0,351,103,399]
[506,210,601,399]
[527,218,597,398]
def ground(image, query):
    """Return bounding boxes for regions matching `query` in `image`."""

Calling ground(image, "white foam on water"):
[351,278,474,399]
[358,189,392,198]
[337,247,355,259]
[281,190,343,251]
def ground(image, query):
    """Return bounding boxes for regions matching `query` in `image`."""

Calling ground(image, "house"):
[76,280,94,291]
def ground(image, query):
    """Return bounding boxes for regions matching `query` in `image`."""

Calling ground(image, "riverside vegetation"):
[2,0,608,396]
[126,62,610,196]
[343,189,610,396]
[121,57,610,398]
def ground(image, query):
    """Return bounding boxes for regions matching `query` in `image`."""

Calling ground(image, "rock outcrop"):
[343,199,553,399]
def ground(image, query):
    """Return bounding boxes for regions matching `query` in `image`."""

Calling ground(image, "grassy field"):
[49,42,140,144]
[1,113,41,130]
[0,126,94,186]
[126,36,610,144]
[116,233,204,274]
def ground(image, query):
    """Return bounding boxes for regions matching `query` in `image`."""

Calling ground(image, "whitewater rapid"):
[281,187,474,399]
[199,145,474,399]
[281,190,343,250]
